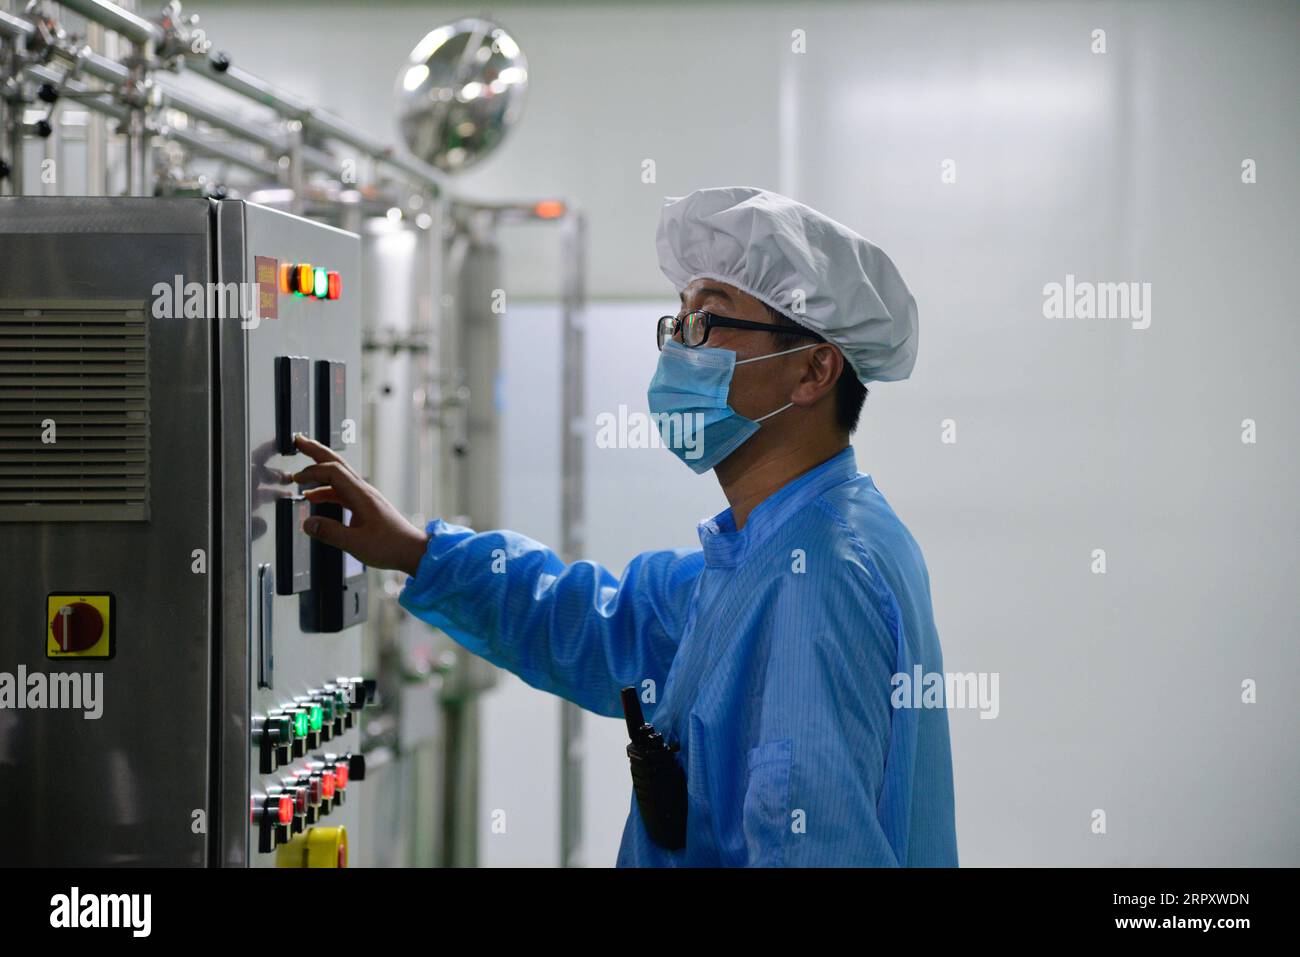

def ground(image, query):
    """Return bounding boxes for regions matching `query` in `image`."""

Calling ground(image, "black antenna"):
[620,686,645,739]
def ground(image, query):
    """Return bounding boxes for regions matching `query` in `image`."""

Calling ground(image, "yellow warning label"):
[46,593,114,659]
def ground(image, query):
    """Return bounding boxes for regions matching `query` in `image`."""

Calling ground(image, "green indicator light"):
[294,712,309,737]
[314,267,328,298]
[309,705,323,732]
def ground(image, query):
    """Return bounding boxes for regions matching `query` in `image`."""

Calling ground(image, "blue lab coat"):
[399,446,958,866]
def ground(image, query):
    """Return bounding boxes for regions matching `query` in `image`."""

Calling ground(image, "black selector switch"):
[336,676,366,711]
[341,751,366,782]
[268,708,295,765]
[315,360,346,449]
[252,716,276,774]
[276,496,313,595]
[252,714,291,774]
[251,793,291,853]
[275,355,310,454]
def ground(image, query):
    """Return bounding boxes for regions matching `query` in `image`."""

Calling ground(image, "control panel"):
[250,675,375,860]
[240,201,367,868]
[0,198,370,867]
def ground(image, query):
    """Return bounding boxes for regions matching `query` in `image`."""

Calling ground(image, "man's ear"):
[792,344,842,406]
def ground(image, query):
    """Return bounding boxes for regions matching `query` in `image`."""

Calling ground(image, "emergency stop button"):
[46,593,114,659]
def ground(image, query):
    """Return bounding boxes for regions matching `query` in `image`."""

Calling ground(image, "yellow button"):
[276,826,348,868]
[47,593,113,659]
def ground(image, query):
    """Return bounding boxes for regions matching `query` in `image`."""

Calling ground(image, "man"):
[294,186,958,866]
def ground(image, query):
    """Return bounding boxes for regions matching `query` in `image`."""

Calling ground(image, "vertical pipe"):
[85,22,109,195]
[442,209,503,868]
[122,22,151,198]
[44,111,60,195]
[0,94,8,196]
[287,120,303,215]
[558,211,588,867]
[5,105,23,196]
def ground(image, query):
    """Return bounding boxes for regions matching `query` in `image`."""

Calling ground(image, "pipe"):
[156,82,337,174]
[53,0,449,194]
[57,0,163,48]
[557,210,588,867]
[24,63,280,178]
[192,56,449,194]
[1,10,338,178]
[84,21,109,195]
[0,9,34,42]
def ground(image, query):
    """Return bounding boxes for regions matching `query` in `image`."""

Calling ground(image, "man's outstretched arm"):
[292,435,701,717]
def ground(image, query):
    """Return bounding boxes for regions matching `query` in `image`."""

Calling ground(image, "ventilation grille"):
[0,302,150,522]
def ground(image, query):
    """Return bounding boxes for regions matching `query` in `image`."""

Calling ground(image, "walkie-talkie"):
[621,686,687,850]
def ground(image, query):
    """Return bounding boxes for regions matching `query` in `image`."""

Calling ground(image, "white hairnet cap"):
[655,186,918,382]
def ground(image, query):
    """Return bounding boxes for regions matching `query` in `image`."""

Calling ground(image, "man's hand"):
[292,434,430,577]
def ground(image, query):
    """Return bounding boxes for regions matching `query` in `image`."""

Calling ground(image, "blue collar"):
[697,446,859,568]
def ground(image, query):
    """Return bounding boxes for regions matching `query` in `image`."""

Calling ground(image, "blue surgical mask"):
[646,339,817,473]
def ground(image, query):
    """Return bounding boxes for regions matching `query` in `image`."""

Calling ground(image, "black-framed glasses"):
[656,310,824,351]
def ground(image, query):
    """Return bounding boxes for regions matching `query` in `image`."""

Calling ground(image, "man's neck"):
[715,434,850,531]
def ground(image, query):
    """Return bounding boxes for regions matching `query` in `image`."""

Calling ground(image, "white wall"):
[191,0,1298,865]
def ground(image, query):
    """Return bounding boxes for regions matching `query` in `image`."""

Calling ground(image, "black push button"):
[315,359,346,450]
[275,355,310,454]
[276,496,313,595]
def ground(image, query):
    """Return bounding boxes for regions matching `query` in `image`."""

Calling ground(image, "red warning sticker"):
[255,256,279,320]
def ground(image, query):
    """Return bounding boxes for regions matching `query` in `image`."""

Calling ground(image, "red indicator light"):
[534,200,565,219]
[321,770,336,799]
[327,271,341,300]
[277,795,294,824]
[292,788,307,815]
[334,763,349,789]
